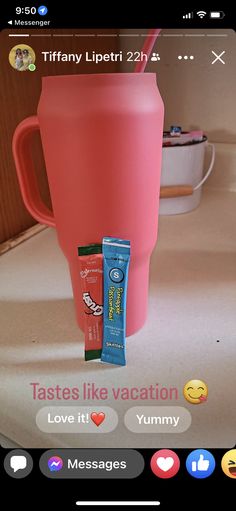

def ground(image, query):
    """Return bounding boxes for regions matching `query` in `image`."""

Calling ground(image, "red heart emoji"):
[91,412,105,427]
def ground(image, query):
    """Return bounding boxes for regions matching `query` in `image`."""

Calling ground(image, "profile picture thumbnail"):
[9,44,36,71]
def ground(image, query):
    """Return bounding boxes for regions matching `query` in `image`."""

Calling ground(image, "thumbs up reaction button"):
[186,449,215,478]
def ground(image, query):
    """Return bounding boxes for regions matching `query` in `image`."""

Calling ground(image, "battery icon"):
[210,11,225,19]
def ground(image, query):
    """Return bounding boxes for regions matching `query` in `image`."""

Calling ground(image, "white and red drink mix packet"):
[78,244,103,361]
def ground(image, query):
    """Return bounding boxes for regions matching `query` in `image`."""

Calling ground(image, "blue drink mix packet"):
[101,237,130,366]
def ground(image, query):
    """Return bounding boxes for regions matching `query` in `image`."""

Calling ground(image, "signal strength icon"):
[183,12,193,19]
[197,10,207,18]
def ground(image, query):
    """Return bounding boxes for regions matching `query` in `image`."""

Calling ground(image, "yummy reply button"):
[124,406,191,433]
[36,406,118,433]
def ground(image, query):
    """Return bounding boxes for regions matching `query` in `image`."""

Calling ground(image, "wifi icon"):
[197,10,207,18]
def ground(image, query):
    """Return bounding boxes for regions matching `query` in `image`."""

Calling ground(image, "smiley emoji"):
[183,379,208,404]
[221,449,236,478]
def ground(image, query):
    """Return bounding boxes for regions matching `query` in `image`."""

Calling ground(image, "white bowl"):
[159,138,215,215]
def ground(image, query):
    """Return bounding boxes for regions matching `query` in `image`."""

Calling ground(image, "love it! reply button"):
[36,406,118,433]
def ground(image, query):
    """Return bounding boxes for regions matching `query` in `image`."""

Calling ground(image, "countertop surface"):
[0,188,235,448]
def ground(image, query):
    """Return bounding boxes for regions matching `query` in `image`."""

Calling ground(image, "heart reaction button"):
[150,449,180,479]
[90,412,105,427]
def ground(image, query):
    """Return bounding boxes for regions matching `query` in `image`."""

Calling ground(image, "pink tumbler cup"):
[12,73,164,335]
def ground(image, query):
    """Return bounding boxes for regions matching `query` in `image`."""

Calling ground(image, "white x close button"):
[211,50,226,64]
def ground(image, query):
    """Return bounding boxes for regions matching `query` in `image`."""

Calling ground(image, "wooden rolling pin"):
[160,185,193,199]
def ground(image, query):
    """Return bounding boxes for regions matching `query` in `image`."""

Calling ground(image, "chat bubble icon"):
[10,455,27,473]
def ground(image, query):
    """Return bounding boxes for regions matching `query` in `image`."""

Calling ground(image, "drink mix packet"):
[78,244,103,361]
[101,237,130,366]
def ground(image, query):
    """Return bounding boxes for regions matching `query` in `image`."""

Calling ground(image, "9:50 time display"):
[16,7,37,14]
